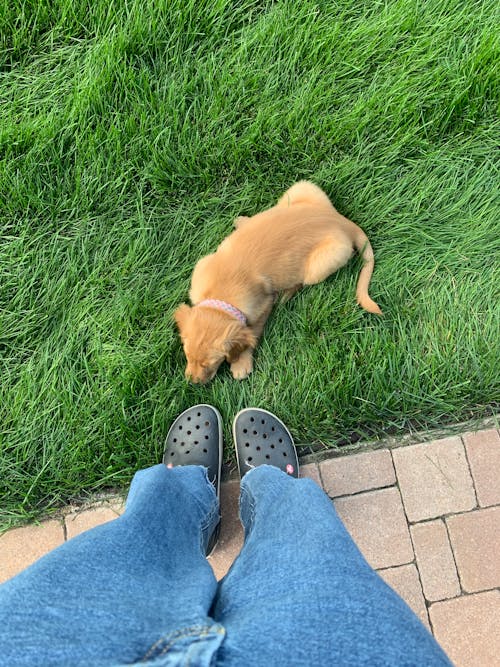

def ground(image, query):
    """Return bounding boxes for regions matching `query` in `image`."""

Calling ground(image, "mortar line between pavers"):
[388,474,431,630]
[388,449,408,522]
[407,518,460,617]
[328,482,398,501]
[460,434,480,509]
[407,523,429,608]
[404,503,500,526]
[315,462,326,492]
[62,517,68,542]
[388,447,417,547]
[308,459,331,498]
[376,562,432,634]
[443,515,466,597]
[426,585,500,607]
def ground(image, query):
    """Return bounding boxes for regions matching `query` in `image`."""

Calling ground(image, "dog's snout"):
[185,368,199,383]
[185,365,210,385]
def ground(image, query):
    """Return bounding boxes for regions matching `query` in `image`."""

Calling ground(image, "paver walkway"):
[1,426,499,666]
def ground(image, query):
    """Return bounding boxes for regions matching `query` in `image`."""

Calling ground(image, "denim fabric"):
[214,466,450,666]
[0,465,223,667]
[0,464,451,667]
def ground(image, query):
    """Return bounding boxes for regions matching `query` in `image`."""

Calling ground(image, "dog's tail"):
[350,224,382,315]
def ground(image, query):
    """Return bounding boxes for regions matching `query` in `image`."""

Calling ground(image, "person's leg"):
[0,406,225,667]
[213,410,451,667]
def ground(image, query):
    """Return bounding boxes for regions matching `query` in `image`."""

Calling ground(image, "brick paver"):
[334,487,414,569]
[463,429,500,507]
[392,436,476,522]
[209,479,244,581]
[320,449,395,497]
[378,563,430,630]
[299,462,322,487]
[430,590,500,667]
[446,506,500,593]
[0,520,64,584]
[410,520,460,601]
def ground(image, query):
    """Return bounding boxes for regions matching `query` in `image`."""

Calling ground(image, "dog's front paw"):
[230,350,254,380]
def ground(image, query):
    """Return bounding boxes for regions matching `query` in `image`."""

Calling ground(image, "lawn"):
[1,0,498,527]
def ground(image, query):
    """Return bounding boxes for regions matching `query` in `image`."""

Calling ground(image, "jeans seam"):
[140,625,216,661]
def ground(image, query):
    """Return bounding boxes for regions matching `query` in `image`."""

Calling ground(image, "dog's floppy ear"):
[222,323,257,362]
[173,304,192,334]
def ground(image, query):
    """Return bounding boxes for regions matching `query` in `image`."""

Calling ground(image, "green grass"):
[1,0,498,527]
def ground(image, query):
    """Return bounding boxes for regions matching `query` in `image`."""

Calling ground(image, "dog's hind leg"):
[277,181,334,210]
[303,234,382,314]
[302,238,354,285]
[280,283,302,303]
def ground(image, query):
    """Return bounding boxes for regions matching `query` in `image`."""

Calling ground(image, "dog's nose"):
[185,369,202,384]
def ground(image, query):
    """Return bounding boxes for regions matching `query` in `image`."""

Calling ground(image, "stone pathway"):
[1,427,499,666]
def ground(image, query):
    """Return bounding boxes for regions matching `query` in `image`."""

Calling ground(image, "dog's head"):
[174,304,256,384]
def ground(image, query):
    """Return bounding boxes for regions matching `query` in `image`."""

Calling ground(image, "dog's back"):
[215,181,381,313]
[216,204,354,292]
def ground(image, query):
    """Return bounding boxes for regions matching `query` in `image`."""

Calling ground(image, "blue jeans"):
[0,465,451,666]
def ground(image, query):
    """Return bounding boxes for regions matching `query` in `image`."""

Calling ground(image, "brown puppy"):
[174,181,382,383]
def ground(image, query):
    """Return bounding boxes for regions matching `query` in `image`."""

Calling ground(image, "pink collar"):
[197,299,247,326]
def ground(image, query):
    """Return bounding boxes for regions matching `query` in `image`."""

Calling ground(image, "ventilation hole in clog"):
[283,452,287,457]
[278,438,283,443]
[205,435,209,440]
[265,454,270,459]
[270,444,275,449]
[203,448,208,453]
[173,438,177,443]
[194,440,198,445]
[195,424,200,429]
[247,456,253,462]
[263,433,267,439]
[186,450,190,454]
[253,430,258,435]
[243,428,248,434]
[187,416,191,421]
[271,426,275,432]
[197,412,201,417]
[245,442,250,447]
[250,417,255,422]
[181,442,185,446]
[178,425,183,430]
[170,452,175,457]
[204,421,210,426]
[261,419,265,424]
[187,430,191,435]
[256,446,261,451]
